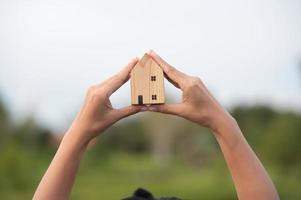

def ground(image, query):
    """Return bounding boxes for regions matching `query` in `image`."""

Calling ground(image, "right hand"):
[148,50,234,132]
[69,58,145,144]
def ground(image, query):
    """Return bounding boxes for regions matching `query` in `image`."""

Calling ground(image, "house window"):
[152,95,157,100]
[151,76,156,81]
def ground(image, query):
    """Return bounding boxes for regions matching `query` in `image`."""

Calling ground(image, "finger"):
[113,105,147,119]
[148,103,183,116]
[148,50,186,89]
[104,57,139,95]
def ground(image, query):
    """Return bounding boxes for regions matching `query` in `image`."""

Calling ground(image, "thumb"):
[114,105,146,119]
[148,103,183,116]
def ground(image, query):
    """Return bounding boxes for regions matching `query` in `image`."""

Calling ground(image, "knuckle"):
[87,85,105,100]
[87,85,97,95]
[183,76,203,92]
[187,76,201,88]
[191,76,201,83]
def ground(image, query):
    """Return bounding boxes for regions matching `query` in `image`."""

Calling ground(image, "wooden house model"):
[130,54,165,105]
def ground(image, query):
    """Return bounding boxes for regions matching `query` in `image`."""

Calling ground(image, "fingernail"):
[140,107,148,111]
[148,106,158,111]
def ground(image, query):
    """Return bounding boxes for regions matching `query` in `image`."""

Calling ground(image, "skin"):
[33,51,280,200]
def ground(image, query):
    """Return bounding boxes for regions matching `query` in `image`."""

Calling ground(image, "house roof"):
[134,54,161,70]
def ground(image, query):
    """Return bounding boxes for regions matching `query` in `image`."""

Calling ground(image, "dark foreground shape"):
[122,188,182,200]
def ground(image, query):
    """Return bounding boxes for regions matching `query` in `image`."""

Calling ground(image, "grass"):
[71,152,235,199]
[0,149,300,200]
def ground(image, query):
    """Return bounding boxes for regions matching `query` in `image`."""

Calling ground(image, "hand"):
[70,58,146,143]
[148,50,233,132]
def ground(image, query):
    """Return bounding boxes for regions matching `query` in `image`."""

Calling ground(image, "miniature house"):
[131,54,165,105]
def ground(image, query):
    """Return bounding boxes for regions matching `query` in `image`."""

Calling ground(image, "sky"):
[0,0,300,131]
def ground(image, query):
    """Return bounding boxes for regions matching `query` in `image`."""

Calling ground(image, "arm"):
[33,58,146,200]
[148,50,279,200]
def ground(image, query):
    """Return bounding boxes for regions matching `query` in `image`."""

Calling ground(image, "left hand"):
[147,50,232,132]
[70,58,146,143]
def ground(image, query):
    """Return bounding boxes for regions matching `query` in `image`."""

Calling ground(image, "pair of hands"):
[71,50,231,144]
[34,51,280,200]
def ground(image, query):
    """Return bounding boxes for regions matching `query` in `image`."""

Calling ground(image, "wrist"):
[64,123,92,151]
[54,130,89,165]
[208,107,237,134]
[208,108,245,148]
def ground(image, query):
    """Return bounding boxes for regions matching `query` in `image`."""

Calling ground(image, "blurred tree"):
[11,117,57,151]
[143,112,180,162]
[231,105,277,148]
[95,118,150,154]
[0,92,301,199]
[0,96,8,123]
[0,95,11,148]
[260,112,301,168]
[232,105,301,170]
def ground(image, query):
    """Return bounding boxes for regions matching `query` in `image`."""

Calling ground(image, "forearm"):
[33,58,141,199]
[147,50,279,199]
[212,113,279,200]
[33,128,89,200]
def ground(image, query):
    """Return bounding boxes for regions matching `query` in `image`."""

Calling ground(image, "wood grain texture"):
[131,54,165,105]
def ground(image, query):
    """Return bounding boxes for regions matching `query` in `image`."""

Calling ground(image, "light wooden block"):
[131,54,165,105]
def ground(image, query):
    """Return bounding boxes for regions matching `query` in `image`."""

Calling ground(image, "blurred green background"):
[0,96,300,199]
